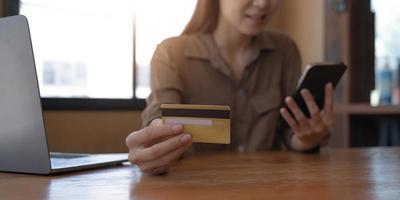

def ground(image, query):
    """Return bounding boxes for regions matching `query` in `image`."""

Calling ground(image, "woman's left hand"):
[280,83,334,151]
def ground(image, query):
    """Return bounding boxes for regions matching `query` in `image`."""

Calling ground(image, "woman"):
[126,0,333,175]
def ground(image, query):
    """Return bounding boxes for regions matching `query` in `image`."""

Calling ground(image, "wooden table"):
[1,148,400,200]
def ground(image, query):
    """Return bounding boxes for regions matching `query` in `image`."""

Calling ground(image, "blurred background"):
[1,0,399,153]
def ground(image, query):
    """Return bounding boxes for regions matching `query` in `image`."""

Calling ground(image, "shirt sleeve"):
[279,37,322,154]
[279,36,303,150]
[141,39,183,127]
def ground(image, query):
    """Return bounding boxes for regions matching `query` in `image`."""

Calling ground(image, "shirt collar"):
[253,31,276,51]
[183,31,276,60]
[183,32,277,79]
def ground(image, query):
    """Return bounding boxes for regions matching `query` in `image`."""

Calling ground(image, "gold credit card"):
[161,104,231,144]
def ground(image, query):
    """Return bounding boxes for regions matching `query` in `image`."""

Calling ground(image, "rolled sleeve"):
[141,39,183,127]
[279,37,302,150]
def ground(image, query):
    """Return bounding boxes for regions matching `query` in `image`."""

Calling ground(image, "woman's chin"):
[240,27,264,36]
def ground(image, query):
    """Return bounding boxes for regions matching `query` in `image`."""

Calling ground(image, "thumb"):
[150,118,162,126]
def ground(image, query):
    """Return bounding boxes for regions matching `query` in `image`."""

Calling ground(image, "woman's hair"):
[181,0,220,35]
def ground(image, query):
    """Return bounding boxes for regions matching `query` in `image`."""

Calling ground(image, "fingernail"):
[180,134,191,143]
[285,97,291,102]
[171,124,183,132]
[151,118,162,125]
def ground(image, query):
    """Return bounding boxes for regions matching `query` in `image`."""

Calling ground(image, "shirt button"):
[238,89,246,97]
[238,145,245,153]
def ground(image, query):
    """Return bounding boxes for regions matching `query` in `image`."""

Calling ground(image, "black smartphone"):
[286,62,347,118]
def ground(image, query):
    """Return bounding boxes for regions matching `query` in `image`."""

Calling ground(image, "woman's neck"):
[212,16,257,81]
[213,20,253,58]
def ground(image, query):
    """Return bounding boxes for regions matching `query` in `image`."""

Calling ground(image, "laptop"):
[0,15,128,175]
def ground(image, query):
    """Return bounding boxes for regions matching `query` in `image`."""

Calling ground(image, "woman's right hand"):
[125,119,192,175]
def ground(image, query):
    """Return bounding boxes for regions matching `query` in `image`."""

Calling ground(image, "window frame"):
[4,0,146,111]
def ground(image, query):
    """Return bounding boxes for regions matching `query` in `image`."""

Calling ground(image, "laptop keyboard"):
[50,152,89,159]
[50,152,94,168]
[49,152,128,169]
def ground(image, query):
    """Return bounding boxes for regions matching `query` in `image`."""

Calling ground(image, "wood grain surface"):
[1,147,399,200]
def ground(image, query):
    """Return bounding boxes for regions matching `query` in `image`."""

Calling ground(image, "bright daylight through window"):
[372,0,400,66]
[371,0,400,105]
[19,0,196,99]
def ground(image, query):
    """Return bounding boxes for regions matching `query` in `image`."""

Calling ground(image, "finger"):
[285,97,308,124]
[138,142,192,174]
[132,118,165,148]
[145,119,174,147]
[323,83,334,114]
[280,108,301,134]
[131,133,191,163]
[300,89,321,118]
[322,83,334,126]
[300,89,325,132]
[150,118,162,126]
[285,97,314,135]
[144,166,168,175]
[126,124,183,147]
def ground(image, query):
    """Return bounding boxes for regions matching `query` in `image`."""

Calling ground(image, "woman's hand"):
[125,119,192,175]
[280,83,334,151]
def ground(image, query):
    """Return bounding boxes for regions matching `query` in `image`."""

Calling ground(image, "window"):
[371,0,400,105]
[13,0,197,109]
[372,0,400,66]
[135,0,196,98]
[20,0,135,99]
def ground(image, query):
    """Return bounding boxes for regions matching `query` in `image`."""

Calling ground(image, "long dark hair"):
[181,0,220,35]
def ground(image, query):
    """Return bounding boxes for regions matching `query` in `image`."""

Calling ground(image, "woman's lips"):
[245,14,266,24]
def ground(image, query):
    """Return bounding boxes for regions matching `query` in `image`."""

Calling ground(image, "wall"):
[268,3,284,30]
[280,0,325,67]
[44,111,142,153]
